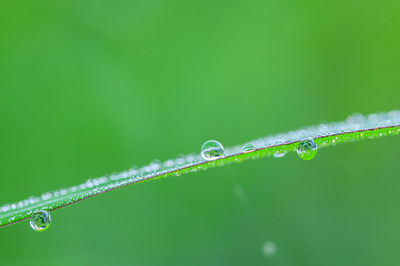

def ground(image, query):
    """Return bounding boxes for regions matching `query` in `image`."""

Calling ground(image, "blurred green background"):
[1,0,400,265]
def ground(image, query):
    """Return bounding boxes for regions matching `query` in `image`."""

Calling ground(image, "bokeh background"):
[1,0,400,265]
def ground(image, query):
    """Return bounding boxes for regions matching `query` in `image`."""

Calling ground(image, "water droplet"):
[201,140,224,160]
[30,211,51,232]
[346,113,366,124]
[242,143,256,153]
[273,151,286,158]
[297,139,318,160]
[150,159,161,171]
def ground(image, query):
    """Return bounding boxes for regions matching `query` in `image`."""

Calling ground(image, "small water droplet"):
[297,139,318,160]
[201,140,224,160]
[150,159,161,171]
[30,211,51,232]
[273,151,286,158]
[242,143,256,153]
[346,113,366,124]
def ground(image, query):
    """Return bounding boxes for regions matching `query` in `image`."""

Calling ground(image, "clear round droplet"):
[30,211,51,232]
[201,140,224,160]
[297,139,318,160]
[242,143,256,153]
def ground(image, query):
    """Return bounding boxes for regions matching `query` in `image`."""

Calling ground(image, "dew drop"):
[201,140,224,160]
[242,143,256,153]
[30,211,51,232]
[346,113,366,124]
[297,139,318,160]
[273,151,286,158]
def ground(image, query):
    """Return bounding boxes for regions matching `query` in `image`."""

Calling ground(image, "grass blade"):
[1,111,399,229]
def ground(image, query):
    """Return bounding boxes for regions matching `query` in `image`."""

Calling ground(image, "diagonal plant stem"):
[1,111,400,229]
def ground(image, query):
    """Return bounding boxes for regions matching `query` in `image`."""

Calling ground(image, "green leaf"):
[1,111,400,229]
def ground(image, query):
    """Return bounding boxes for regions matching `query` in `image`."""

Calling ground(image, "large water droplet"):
[201,140,224,160]
[242,143,256,153]
[30,211,51,232]
[297,139,318,160]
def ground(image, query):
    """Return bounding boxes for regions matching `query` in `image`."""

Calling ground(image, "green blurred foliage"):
[1,0,400,265]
